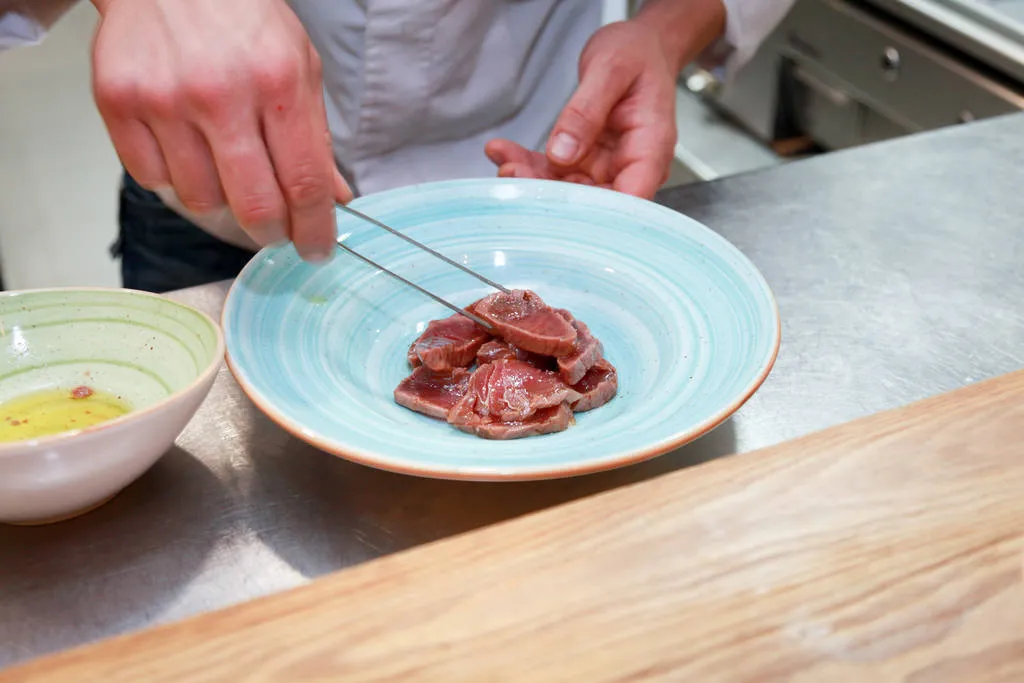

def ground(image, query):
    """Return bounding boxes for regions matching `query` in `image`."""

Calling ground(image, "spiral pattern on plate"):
[223,179,780,480]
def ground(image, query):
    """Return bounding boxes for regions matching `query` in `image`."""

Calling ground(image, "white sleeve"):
[0,12,47,51]
[697,0,798,79]
[0,0,77,52]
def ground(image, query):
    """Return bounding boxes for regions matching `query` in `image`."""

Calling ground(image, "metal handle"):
[881,47,901,82]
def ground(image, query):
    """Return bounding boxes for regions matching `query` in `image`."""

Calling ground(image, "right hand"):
[90,0,352,262]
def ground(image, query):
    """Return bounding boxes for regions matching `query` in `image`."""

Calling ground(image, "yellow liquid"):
[0,387,131,443]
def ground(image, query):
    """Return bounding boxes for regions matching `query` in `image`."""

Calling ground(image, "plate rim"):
[222,178,781,481]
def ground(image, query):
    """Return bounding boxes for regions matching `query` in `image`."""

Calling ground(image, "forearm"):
[631,0,727,74]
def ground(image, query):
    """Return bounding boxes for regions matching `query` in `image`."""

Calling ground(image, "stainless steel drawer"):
[789,59,914,148]
[782,0,1024,132]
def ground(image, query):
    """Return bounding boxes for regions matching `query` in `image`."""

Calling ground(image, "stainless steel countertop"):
[3,114,1024,669]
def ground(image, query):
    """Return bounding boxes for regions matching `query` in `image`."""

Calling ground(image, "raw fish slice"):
[408,314,491,371]
[570,359,618,412]
[394,366,472,419]
[476,339,555,370]
[452,403,574,440]
[448,360,580,424]
[472,290,577,356]
[553,309,603,385]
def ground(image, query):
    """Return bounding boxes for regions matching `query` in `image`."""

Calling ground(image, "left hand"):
[486,8,722,200]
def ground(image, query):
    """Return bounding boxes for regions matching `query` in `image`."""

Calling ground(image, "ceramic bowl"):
[0,288,223,524]
[224,178,780,480]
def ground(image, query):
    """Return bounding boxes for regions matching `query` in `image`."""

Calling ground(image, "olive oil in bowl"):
[0,387,132,443]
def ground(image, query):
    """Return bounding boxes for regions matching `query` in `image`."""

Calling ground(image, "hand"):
[486,2,724,200]
[90,0,351,261]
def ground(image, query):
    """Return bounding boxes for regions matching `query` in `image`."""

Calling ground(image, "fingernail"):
[549,132,579,163]
[305,246,335,264]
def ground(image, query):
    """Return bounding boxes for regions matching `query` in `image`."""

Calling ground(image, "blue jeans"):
[113,172,255,293]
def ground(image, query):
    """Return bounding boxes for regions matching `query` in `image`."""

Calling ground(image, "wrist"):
[633,0,727,74]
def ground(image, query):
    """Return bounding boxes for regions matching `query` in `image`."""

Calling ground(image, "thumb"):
[546,61,632,166]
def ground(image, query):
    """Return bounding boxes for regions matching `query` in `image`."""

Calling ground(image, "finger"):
[505,165,597,186]
[93,55,171,189]
[563,172,596,186]
[498,162,549,179]
[260,59,337,262]
[499,152,557,180]
[611,123,676,199]
[499,162,551,180]
[611,161,666,199]
[262,99,336,262]
[546,59,635,166]
[205,118,289,247]
[149,122,226,213]
[104,118,170,190]
[308,56,352,207]
[324,126,351,204]
[323,119,355,207]
[576,135,618,186]
[485,138,534,167]
[334,167,353,204]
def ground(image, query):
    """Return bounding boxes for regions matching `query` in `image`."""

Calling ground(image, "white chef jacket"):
[1,0,795,248]
[287,0,796,196]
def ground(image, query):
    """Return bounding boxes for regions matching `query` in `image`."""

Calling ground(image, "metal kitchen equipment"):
[688,0,1024,150]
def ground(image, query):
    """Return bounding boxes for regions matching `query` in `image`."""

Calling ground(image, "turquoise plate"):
[223,179,780,480]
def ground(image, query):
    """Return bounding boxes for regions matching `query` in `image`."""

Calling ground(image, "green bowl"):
[0,288,224,524]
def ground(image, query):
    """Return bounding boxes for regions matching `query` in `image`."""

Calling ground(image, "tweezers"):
[335,204,509,330]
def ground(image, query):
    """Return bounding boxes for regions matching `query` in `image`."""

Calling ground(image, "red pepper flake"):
[71,386,94,400]
[9,419,20,426]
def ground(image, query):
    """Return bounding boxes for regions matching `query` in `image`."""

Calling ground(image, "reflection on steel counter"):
[3,113,1024,670]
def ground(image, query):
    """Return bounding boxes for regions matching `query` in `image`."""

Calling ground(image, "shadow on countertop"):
[0,447,226,668]
[243,415,737,580]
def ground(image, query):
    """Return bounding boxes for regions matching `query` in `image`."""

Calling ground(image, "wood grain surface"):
[5,371,1024,682]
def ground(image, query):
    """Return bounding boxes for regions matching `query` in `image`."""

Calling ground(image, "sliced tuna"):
[396,291,617,439]
[407,314,491,371]
[453,403,574,440]
[554,309,603,384]
[475,339,555,370]
[447,360,580,425]
[570,359,618,412]
[472,290,577,356]
[394,366,473,419]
